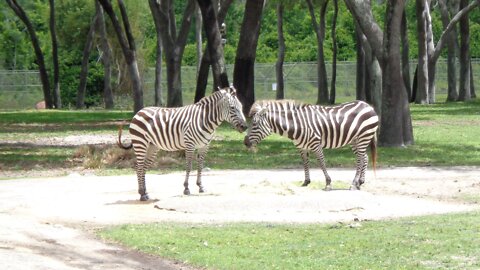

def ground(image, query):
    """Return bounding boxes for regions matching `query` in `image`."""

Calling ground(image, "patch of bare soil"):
[0,167,479,269]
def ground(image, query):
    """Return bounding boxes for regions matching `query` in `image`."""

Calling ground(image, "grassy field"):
[100,211,480,269]
[0,99,479,173]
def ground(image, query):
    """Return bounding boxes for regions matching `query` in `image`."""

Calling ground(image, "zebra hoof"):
[183,189,191,195]
[140,194,150,201]
[199,187,205,193]
[301,180,310,187]
[324,185,332,191]
[349,185,360,191]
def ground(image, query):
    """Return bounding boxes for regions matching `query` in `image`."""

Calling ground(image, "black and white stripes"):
[119,86,247,201]
[244,100,378,190]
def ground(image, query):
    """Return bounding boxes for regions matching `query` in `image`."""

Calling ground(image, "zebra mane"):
[196,90,225,106]
[249,99,308,116]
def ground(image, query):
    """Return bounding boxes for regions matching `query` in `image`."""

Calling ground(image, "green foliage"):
[100,212,480,269]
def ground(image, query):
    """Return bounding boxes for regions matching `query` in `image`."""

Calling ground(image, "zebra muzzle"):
[243,135,252,148]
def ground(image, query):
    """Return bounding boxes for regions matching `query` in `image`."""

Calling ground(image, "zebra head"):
[221,86,247,133]
[244,103,272,149]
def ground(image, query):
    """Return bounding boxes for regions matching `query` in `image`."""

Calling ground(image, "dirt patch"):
[0,167,479,269]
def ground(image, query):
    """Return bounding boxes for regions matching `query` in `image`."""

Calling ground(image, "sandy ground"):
[0,167,479,269]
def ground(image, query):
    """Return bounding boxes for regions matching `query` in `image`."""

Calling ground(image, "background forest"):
[1,0,479,108]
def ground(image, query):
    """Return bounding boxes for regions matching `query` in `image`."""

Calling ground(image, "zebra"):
[244,100,379,190]
[118,86,248,201]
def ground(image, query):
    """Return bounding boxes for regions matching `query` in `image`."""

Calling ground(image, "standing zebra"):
[118,86,247,201]
[244,100,378,190]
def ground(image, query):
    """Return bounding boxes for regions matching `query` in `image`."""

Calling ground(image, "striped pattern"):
[119,87,247,201]
[244,100,378,190]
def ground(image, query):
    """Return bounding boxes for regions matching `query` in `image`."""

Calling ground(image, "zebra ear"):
[228,86,237,96]
[249,103,266,117]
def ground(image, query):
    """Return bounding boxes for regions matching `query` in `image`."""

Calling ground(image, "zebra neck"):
[270,110,296,140]
[197,97,225,130]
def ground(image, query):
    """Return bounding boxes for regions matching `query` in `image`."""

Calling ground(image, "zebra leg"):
[183,148,195,195]
[351,147,368,190]
[300,150,311,186]
[313,147,332,191]
[134,144,150,201]
[196,147,209,193]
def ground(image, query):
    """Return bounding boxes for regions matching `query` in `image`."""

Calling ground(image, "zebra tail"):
[117,125,133,150]
[370,135,377,177]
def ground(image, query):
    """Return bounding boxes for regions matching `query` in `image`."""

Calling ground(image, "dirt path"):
[0,167,479,269]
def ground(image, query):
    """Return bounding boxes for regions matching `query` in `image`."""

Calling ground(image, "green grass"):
[0,100,479,173]
[100,211,480,270]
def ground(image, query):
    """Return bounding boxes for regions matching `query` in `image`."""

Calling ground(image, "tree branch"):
[431,0,480,63]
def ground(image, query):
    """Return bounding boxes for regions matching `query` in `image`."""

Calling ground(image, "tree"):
[148,0,164,106]
[97,0,114,109]
[329,0,338,104]
[415,0,430,104]
[345,0,414,147]
[458,0,472,101]
[306,0,329,104]
[5,0,53,109]
[438,0,459,102]
[149,0,195,107]
[76,4,99,109]
[98,0,143,113]
[275,1,285,100]
[194,0,233,103]
[234,0,265,114]
[49,0,61,108]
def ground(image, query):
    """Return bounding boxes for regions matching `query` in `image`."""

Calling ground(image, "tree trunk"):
[99,0,143,113]
[194,0,233,102]
[148,0,164,106]
[329,0,338,104]
[233,0,265,115]
[470,61,476,98]
[197,0,229,90]
[425,1,436,104]
[49,0,61,108]
[415,0,429,104]
[151,0,195,107]
[275,2,285,100]
[357,26,382,113]
[401,10,411,101]
[458,0,471,101]
[355,24,366,101]
[6,0,53,109]
[97,0,114,109]
[195,4,203,71]
[76,10,98,109]
[438,0,458,102]
[379,0,414,147]
[306,0,329,104]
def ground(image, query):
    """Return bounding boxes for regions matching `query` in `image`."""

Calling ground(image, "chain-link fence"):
[1,59,479,110]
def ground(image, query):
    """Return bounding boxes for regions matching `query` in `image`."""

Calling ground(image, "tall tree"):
[76,6,99,109]
[5,0,53,108]
[329,0,338,104]
[438,0,459,102]
[345,0,413,147]
[275,1,285,100]
[233,0,265,114]
[458,0,471,101]
[49,0,61,108]
[150,0,195,107]
[306,0,329,104]
[98,0,143,113]
[148,0,164,107]
[415,0,430,104]
[355,24,366,101]
[427,0,479,102]
[97,0,114,109]
[194,0,233,102]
